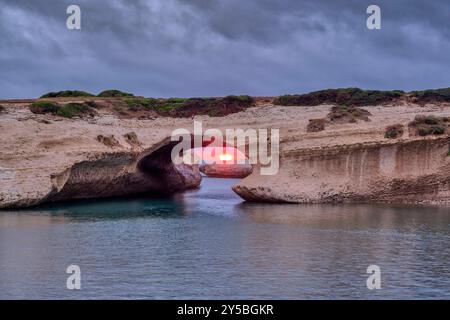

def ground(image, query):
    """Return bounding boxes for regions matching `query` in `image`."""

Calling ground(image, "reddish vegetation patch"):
[254,97,275,106]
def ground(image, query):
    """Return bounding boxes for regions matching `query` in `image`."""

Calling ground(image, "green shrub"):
[410,88,450,104]
[124,97,159,110]
[307,118,327,132]
[430,125,445,135]
[29,101,93,118]
[274,88,404,106]
[151,98,189,113]
[40,90,94,98]
[274,87,450,107]
[223,95,253,103]
[120,95,254,118]
[29,101,60,114]
[327,105,371,123]
[56,103,91,118]
[165,98,189,104]
[385,124,404,139]
[348,90,404,106]
[408,115,448,136]
[273,95,297,106]
[97,90,134,97]
[423,115,440,125]
[416,125,445,136]
[153,102,185,112]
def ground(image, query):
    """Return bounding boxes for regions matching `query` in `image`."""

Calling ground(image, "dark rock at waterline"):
[199,163,252,178]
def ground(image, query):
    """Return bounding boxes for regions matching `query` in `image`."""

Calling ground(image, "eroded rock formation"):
[0,139,201,208]
[2,97,450,207]
[0,105,203,208]
[47,147,201,204]
[233,137,450,204]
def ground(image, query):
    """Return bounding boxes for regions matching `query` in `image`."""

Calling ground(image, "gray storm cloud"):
[0,0,448,99]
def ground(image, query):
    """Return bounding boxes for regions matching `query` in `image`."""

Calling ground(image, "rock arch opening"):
[37,135,252,207]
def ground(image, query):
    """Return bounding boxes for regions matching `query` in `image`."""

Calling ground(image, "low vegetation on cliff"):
[29,101,60,114]
[97,90,134,97]
[123,131,142,148]
[40,89,136,98]
[304,105,371,133]
[410,88,450,104]
[120,95,254,117]
[273,87,450,107]
[30,101,95,118]
[0,105,5,113]
[30,88,450,121]
[408,115,449,136]
[96,135,120,148]
[385,124,405,139]
[306,118,327,132]
[36,87,450,110]
[327,105,371,123]
[40,90,95,98]
[274,88,404,106]
[29,93,252,118]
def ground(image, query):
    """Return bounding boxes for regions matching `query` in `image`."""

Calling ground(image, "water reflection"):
[0,213,68,228]
[234,202,450,234]
[1,196,186,226]
[1,178,450,299]
[234,202,450,299]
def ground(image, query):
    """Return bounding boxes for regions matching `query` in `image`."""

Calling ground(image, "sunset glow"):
[219,153,234,162]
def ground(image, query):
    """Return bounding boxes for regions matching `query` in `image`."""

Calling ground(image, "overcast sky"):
[0,0,449,99]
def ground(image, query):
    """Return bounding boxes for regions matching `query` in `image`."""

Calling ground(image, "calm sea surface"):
[0,177,449,299]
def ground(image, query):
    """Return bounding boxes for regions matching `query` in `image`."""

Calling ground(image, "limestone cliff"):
[1,98,450,208]
[233,137,450,204]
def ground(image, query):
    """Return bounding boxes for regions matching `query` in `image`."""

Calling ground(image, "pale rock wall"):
[233,137,450,203]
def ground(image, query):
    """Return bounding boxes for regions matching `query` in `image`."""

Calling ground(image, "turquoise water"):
[0,177,449,299]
